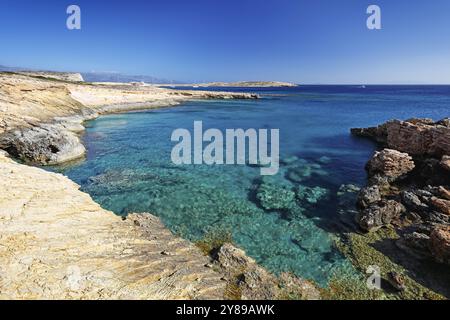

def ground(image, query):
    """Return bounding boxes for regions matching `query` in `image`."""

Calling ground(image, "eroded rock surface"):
[0,153,227,299]
[0,72,257,165]
[351,118,450,266]
[366,149,415,182]
[429,225,450,265]
[214,243,320,300]
[352,118,450,157]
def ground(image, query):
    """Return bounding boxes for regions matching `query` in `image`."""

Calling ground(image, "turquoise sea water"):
[53,85,450,286]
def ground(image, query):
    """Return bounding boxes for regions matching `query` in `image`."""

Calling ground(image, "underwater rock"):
[286,160,327,183]
[429,225,450,265]
[286,165,312,182]
[280,155,299,165]
[438,186,450,200]
[366,149,415,182]
[256,181,296,210]
[0,123,86,165]
[317,156,332,164]
[358,200,405,232]
[296,185,329,204]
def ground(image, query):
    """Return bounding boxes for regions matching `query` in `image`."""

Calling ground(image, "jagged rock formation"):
[352,118,450,157]
[162,81,298,88]
[0,122,86,165]
[366,149,415,182]
[351,118,450,266]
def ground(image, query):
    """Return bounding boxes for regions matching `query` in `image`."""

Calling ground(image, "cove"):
[52,85,450,286]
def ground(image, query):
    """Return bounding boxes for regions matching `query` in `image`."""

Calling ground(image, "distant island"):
[160,81,298,88]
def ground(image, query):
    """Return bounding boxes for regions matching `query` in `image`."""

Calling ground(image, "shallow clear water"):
[52,85,450,286]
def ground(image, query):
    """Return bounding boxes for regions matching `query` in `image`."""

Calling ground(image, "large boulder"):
[430,197,450,215]
[429,225,450,265]
[0,123,85,165]
[215,243,320,300]
[366,149,415,181]
[358,200,405,232]
[256,182,296,210]
[357,185,381,208]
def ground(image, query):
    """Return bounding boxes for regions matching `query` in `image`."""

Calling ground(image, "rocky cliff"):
[0,72,257,165]
[352,118,450,268]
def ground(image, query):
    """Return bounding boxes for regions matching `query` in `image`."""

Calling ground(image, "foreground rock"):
[214,243,320,300]
[0,153,227,299]
[351,118,450,266]
[0,123,86,165]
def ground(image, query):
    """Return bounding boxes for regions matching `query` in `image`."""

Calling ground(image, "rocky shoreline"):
[350,118,450,296]
[0,72,257,165]
[0,72,321,300]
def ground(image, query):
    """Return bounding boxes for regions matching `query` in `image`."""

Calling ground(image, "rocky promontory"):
[0,72,257,165]
[0,72,321,300]
[351,118,450,267]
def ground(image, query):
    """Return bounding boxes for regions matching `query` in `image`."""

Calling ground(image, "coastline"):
[1,72,449,300]
[0,72,321,300]
[0,72,257,165]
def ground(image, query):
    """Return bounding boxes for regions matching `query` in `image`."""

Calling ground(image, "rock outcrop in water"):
[351,118,450,267]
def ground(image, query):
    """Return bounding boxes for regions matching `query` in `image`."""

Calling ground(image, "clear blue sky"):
[1,0,450,84]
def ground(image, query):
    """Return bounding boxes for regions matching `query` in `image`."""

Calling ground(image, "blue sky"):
[1,0,450,84]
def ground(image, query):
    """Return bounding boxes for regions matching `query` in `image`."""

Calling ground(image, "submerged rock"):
[296,185,329,204]
[280,155,299,165]
[286,161,327,183]
[256,181,296,211]
[386,271,407,292]
[441,155,450,171]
